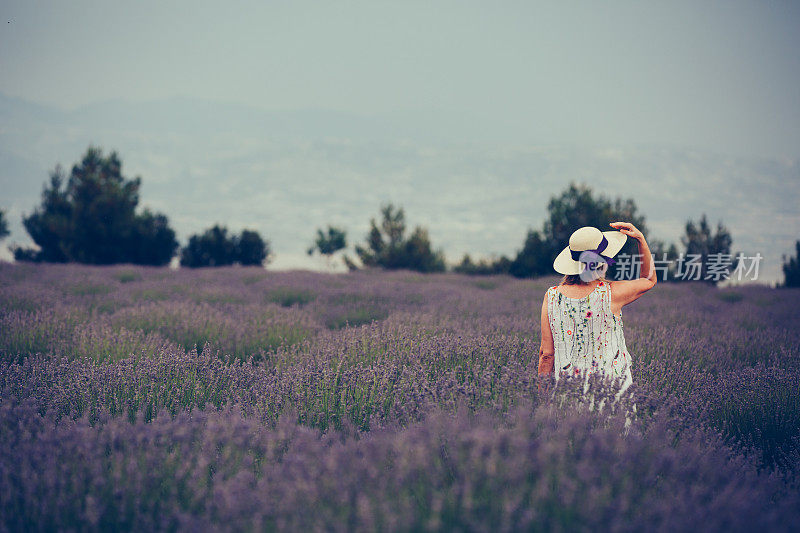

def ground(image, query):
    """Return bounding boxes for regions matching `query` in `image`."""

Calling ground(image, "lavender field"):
[1,263,799,531]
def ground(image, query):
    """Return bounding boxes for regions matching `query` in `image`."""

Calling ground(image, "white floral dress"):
[546,281,634,400]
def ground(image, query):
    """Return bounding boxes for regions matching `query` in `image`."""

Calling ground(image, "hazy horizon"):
[3,1,800,158]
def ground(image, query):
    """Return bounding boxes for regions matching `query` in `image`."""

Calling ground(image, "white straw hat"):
[553,226,627,275]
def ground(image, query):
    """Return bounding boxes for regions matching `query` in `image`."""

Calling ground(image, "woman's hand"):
[611,220,658,285]
[610,221,644,241]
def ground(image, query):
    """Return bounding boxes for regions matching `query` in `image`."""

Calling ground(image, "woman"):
[537,222,657,413]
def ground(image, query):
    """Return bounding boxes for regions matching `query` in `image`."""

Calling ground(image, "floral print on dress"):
[546,283,633,394]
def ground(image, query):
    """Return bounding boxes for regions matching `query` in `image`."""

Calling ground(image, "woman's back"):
[546,279,633,395]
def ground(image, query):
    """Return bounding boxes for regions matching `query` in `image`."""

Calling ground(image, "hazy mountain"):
[1,92,797,284]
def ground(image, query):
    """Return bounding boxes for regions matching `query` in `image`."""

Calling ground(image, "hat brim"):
[553,231,627,275]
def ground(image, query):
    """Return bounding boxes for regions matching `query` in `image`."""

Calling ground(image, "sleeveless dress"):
[546,280,634,406]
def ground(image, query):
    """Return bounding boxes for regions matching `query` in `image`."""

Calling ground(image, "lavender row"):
[2,325,798,480]
[1,395,797,532]
[2,264,797,373]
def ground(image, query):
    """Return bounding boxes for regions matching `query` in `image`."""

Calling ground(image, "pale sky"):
[2,0,799,159]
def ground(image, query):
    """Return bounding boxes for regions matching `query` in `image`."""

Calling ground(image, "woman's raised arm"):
[608,221,657,308]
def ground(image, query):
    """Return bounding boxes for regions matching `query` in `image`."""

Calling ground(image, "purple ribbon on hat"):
[570,235,617,266]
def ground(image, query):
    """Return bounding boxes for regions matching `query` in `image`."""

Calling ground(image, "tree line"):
[1,145,798,286]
